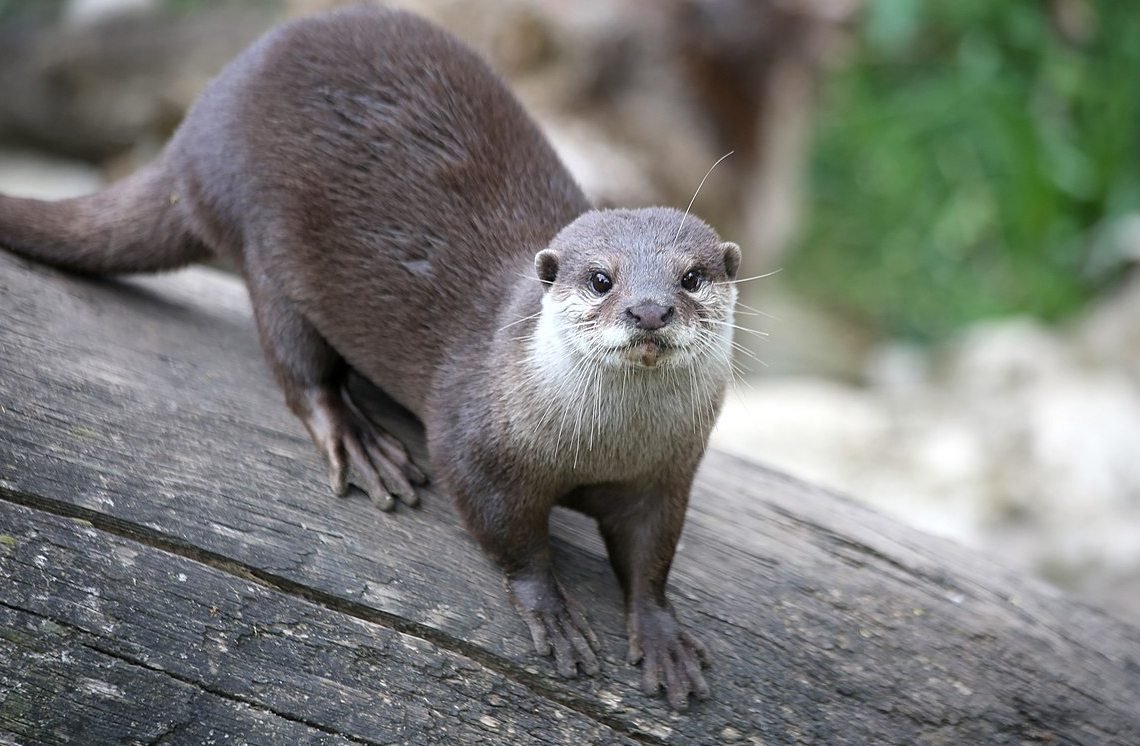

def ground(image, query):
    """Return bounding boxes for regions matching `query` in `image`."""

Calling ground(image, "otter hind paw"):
[302,385,423,510]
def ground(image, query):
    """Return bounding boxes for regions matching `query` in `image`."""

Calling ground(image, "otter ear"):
[721,241,741,280]
[534,249,559,286]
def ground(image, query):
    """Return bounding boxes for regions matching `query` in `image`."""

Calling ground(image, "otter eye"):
[681,269,702,291]
[589,271,613,295]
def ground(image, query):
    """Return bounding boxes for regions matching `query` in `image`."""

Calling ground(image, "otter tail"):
[0,156,210,275]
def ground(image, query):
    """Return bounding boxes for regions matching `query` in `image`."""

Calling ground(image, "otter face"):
[534,208,741,371]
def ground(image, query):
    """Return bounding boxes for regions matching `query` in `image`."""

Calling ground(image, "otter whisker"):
[729,358,751,384]
[733,300,781,322]
[708,320,770,339]
[498,309,543,332]
[670,150,734,252]
[723,268,782,285]
[725,339,764,362]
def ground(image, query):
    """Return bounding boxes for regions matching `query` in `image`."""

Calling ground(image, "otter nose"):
[627,303,675,330]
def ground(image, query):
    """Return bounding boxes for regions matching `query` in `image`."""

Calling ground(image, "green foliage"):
[787,0,1140,341]
[0,0,67,23]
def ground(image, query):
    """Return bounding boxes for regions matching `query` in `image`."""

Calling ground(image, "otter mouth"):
[619,338,674,368]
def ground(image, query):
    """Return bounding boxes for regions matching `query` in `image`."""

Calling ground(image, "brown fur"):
[0,6,740,710]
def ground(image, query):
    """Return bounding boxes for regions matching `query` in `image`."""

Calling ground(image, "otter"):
[0,6,740,710]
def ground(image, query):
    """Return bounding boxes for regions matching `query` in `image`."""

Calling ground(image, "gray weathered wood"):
[0,500,637,745]
[1,249,1138,744]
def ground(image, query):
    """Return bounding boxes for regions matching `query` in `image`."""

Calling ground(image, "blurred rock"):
[0,148,103,199]
[715,308,1140,623]
[541,118,657,208]
[0,4,278,163]
[64,0,157,26]
[732,280,880,378]
[1077,269,1140,378]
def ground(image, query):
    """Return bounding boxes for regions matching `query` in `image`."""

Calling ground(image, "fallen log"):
[0,250,1136,744]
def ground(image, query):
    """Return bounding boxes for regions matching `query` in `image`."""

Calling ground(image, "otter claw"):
[508,573,600,678]
[302,385,421,509]
[401,459,428,486]
[341,389,425,503]
[628,603,710,711]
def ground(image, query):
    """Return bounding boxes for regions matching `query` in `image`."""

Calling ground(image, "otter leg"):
[593,484,710,711]
[453,485,600,677]
[245,269,425,510]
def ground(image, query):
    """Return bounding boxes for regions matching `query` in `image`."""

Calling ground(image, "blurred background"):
[1,0,1137,622]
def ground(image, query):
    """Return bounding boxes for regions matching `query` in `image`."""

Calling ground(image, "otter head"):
[534,207,741,371]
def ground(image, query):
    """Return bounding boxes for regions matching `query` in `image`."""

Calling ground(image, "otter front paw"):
[301,385,426,510]
[628,602,710,711]
[507,572,600,678]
